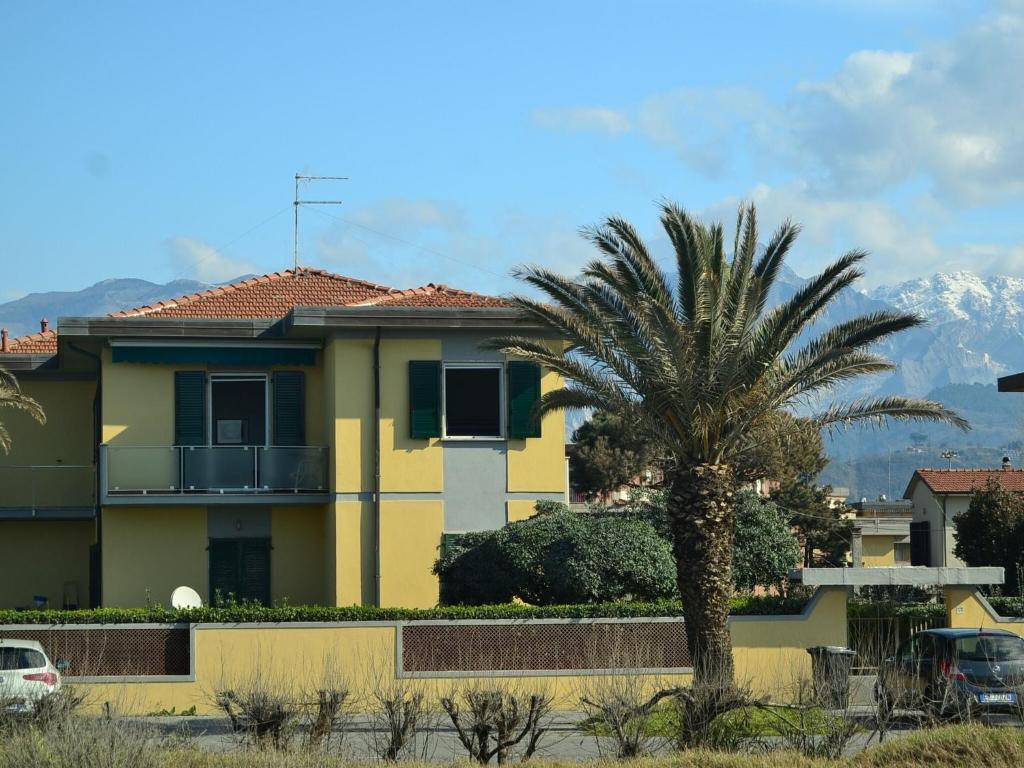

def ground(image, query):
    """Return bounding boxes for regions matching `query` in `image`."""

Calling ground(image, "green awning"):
[111,345,317,365]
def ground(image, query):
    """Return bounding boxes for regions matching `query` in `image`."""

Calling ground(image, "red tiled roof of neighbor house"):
[907,468,1024,495]
[0,268,510,358]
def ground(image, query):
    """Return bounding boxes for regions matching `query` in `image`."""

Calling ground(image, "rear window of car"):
[955,635,1024,662]
[0,647,46,670]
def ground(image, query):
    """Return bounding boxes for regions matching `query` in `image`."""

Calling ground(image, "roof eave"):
[998,372,1024,392]
[57,316,285,339]
[290,306,553,331]
[0,354,57,371]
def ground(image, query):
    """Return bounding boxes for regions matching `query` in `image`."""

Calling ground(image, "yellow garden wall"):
[0,521,93,609]
[65,587,848,714]
[945,586,1024,633]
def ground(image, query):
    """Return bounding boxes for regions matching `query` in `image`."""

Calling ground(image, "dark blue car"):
[877,628,1024,717]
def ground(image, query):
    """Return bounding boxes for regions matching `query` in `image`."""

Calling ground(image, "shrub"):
[435,511,677,606]
[731,491,801,593]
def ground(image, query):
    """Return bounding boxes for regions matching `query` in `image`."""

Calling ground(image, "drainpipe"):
[373,327,382,607]
[68,341,103,607]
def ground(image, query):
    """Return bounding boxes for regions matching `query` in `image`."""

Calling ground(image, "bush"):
[435,511,677,606]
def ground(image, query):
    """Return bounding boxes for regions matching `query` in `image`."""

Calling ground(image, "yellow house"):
[847,498,912,567]
[0,269,566,609]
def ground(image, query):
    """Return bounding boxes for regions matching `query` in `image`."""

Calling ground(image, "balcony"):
[100,445,329,504]
[0,465,96,518]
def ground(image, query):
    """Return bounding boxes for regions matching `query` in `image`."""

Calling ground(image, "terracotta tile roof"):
[4,330,58,355]
[109,267,393,320]
[907,468,1024,495]
[356,283,511,309]
[0,268,508,358]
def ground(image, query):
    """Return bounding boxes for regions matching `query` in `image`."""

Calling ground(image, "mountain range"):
[4,270,1024,500]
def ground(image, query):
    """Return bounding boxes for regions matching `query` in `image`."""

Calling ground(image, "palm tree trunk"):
[667,464,737,686]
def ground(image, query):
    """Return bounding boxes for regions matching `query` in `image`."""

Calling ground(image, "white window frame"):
[207,373,270,448]
[441,362,505,441]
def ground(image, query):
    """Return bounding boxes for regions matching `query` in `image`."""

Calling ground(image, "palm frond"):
[813,396,970,432]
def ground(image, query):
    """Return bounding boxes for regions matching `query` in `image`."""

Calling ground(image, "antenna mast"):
[293,174,347,270]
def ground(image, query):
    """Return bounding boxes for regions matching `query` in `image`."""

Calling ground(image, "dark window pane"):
[445,368,501,437]
[0,648,45,670]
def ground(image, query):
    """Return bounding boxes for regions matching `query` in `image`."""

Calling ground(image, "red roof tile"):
[1,268,508,358]
[908,469,1024,495]
[109,267,394,320]
[4,330,58,355]
[356,283,511,309]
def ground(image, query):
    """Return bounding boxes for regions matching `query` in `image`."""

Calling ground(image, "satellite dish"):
[171,586,203,610]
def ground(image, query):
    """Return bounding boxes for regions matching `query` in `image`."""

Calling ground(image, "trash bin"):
[807,646,856,708]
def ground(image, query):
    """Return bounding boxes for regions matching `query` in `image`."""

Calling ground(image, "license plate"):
[979,692,1017,704]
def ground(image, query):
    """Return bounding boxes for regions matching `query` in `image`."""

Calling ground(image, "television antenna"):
[941,449,959,469]
[293,174,347,270]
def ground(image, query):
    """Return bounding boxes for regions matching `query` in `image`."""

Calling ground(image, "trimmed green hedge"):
[0,595,810,625]
[989,596,1024,618]
[847,601,945,621]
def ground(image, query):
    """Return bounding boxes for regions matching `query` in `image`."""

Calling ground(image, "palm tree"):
[0,367,45,453]
[489,202,967,684]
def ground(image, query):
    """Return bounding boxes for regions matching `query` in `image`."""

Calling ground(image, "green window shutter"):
[507,361,542,439]
[441,532,466,559]
[273,371,306,446]
[175,371,206,446]
[409,361,441,439]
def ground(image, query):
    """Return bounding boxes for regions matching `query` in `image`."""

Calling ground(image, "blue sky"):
[3,0,1021,300]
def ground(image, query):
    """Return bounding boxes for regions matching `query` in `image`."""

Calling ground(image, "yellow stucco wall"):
[730,586,847,696]
[506,500,538,523]
[325,338,375,494]
[101,349,325,447]
[101,506,208,607]
[327,501,375,606]
[379,500,443,608]
[0,379,95,507]
[271,506,326,605]
[69,587,847,714]
[861,535,898,567]
[506,366,566,493]
[945,587,1024,632]
[380,339,443,492]
[0,521,93,609]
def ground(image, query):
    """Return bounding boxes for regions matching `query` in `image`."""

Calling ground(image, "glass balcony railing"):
[104,445,328,496]
[0,465,96,509]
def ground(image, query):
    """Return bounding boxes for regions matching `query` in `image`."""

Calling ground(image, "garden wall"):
[0,586,846,713]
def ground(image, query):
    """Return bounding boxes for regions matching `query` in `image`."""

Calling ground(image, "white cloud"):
[314,197,594,296]
[530,106,632,136]
[166,236,259,284]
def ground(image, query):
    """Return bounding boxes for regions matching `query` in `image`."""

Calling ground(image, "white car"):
[0,639,64,713]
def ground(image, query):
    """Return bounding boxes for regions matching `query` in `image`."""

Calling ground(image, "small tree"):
[954,480,1024,595]
[772,479,852,567]
[570,410,661,497]
[731,490,801,593]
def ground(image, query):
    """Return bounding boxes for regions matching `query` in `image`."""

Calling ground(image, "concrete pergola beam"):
[791,567,1005,587]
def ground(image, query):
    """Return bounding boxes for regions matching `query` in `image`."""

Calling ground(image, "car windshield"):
[0,647,46,670]
[955,635,1024,662]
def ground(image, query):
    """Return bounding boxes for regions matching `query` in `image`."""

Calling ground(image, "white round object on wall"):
[170,585,203,609]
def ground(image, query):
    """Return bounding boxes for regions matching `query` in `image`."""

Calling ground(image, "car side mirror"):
[55,660,70,672]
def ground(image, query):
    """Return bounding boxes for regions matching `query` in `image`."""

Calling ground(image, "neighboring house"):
[847,498,912,567]
[903,468,1024,567]
[0,268,566,610]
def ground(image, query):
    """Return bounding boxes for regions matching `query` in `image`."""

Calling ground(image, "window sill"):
[440,436,506,442]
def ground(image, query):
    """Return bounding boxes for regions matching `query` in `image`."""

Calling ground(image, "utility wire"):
[305,205,506,280]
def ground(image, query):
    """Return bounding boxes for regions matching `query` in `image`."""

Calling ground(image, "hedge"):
[847,601,945,621]
[0,595,811,625]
